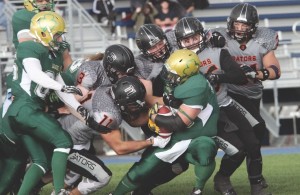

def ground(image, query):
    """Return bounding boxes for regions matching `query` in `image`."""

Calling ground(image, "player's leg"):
[132,155,189,195]
[11,106,73,194]
[112,147,169,195]
[184,136,218,194]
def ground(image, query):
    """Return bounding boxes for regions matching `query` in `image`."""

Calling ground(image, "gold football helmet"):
[30,11,66,50]
[161,49,200,85]
[24,0,54,13]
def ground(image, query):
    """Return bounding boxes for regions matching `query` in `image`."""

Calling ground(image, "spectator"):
[177,0,195,17]
[92,0,114,24]
[154,0,180,32]
[195,0,210,10]
[131,1,158,31]
[130,0,147,12]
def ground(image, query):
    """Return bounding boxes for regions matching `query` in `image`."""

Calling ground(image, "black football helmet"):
[175,17,206,52]
[103,44,136,84]
[135,24,170,62]
[227,3,259,43]
[111,76,147,116]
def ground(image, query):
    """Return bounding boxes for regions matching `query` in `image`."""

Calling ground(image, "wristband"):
[269,65,280,80]
[260,68,269,81]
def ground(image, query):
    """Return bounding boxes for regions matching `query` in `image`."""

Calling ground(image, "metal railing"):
[3,0,111,59]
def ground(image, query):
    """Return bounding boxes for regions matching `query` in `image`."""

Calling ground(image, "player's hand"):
[205,73,219,85]
[61,85,83,96]
[86,117,111,134]
[58,41,71,53]
[240,64,257,79]
[148,103,159,119]
[163,92,182,109]
[77,106,90,121]
[210,31,225,48]
[149,136,171,148]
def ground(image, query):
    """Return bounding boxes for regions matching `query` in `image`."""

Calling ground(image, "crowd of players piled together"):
[0,0,281,195]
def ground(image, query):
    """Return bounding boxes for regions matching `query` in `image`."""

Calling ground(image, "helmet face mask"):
[146,40,169,61]
[179,34,203,53]
[227,3,259,43]
[24,0,54,13]
[30,11,66,50]
[136,24,170,62]
[175,17,205,53]
[103,44,136,84]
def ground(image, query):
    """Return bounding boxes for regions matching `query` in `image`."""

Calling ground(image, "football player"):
[174,16,268,195]
[2,11,86,195]
[55,76,169,194]
[214,3,281,195]
[111,49,220,195]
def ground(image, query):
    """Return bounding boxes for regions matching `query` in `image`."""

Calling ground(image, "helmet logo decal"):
[107,52,117,63]
[124,85,136,96]
[237,4,248,22]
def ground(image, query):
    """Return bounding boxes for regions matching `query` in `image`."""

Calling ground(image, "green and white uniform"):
[113,74,219,194]
[12,9,35,49]
[3,41,73,194]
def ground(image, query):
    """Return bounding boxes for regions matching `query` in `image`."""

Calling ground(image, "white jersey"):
[134,54,164,80]
[58,85,122,146]
[216,27,278,99]
[198,47,232,107]
[75,60,111,90]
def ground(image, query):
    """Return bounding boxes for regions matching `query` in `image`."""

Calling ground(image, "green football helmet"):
[24,0,54,13]
[30,11,66,51]
[161,49,200,86]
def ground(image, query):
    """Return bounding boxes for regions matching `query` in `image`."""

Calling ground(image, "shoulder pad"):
[253,27,278,51]
[213,27,231,40]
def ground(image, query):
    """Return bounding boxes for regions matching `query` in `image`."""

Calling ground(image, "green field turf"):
[40,153,300,195]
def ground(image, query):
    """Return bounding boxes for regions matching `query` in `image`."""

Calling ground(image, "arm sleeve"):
[23,58,63,90]
[218,49,248,85]
[55,74,81,111]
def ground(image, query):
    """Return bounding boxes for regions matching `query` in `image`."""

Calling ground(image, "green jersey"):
[171,74,219,140]
[12,9,35,49]
[12,41,63,107]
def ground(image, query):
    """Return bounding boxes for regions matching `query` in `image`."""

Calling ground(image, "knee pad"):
[67,150,112,182]
[229,150,246,163]
[171,157,189,174]
[78,176,111,194]
[64,170,81,187]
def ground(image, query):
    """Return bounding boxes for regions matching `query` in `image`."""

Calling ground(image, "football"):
[157,105,173,138]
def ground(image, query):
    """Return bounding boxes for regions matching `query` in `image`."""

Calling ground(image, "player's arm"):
[219,49,248,84]
[23,58,66,91]
[258,50,281,80]
[149,103,200,132]
[140,78,163,107]
[100,130,153,155]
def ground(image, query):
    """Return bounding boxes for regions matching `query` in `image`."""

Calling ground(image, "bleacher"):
[1,0,300,145]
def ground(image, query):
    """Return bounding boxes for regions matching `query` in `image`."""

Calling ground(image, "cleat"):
[251,183,272,195]
[190,188,202,195]
[214,172,237,195]
[57,189,70,195]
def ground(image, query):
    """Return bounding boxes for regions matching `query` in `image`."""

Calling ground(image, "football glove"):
[240,64,257,79]
[58,41,71,53]
[148,119,160,134]
[148,136,171,148]
[86,117,111,134]
[210,31,226,48]
[205,73,220,86]
[77,106,90,121]
[163,92,182,109]
[148,102,159,119]
[61,85,83,96]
